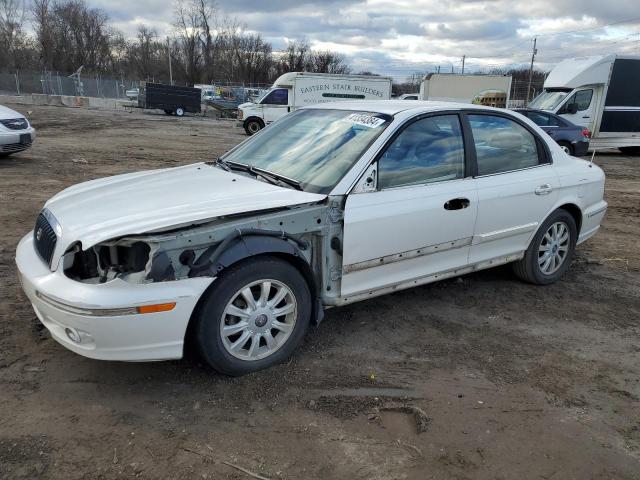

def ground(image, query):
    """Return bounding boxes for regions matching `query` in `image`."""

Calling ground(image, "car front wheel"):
[513,209,577,285]
[193,256,311,376]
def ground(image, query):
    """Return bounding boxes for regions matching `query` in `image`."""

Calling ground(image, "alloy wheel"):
[538,221,570,275]
[220,279,297,361]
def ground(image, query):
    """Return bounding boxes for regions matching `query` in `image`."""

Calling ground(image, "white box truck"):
[237,72,393,135]
[419,74,512,108]
[528,55,640,153]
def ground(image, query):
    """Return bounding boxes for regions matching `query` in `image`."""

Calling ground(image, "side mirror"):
[569,103,579,115]
[353,162,378,193]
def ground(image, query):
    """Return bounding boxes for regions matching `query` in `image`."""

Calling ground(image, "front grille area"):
[1,118,28,130]
[34,212,58,267]
[1,142,30,153]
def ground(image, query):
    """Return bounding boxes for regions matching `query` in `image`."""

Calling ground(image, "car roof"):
[306,100,511,116]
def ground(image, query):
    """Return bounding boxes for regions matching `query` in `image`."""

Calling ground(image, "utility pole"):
[167,37,173,85]
[461,55,466,74]
[526,37,537,105]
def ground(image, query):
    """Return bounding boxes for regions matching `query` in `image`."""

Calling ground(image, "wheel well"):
[558,203,582,234]
[183,252,320,357]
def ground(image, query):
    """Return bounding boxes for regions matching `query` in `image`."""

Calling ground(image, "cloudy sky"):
[92,0,640,79]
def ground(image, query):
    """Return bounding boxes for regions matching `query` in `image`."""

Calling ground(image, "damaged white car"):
[16,101,607,375]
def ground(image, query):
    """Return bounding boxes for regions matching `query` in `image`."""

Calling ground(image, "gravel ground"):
[0,103,639,480]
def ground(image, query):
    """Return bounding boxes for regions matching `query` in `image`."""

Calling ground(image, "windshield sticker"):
[344,113,386,128]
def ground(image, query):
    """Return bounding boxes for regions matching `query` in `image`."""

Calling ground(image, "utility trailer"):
[528,55,640,153]
[138,82,201,117]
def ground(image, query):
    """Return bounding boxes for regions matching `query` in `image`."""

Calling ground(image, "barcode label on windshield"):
[345,113,386,128]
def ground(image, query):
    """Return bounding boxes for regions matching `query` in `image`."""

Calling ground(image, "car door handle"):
[444,198,470,210]
[582,116,590,118]
[535,184,553,196]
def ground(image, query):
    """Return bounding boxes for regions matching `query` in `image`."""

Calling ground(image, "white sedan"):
[0,104,36,157]
[16,101,607,375]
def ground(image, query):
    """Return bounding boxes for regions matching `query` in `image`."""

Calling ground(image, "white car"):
[16,101,607,375]
[399,93,420,100]
[0,105,36,157]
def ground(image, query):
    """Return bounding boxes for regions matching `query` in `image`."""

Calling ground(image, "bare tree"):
[0,0,28,70]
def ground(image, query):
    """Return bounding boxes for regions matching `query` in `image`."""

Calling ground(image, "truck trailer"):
[528,55,640,153]
[237,72,393,135]
[138,82,201,117]
[419,74,512,108]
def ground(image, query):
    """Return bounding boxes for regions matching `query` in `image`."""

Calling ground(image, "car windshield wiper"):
[206,157,233,171]
[209,159,303,191]
[222,160,303,191]
[249,166,303,191]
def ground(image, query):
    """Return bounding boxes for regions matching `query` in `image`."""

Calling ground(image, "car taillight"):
[582,128,591,138]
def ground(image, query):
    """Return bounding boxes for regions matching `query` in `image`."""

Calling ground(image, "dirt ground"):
[0,103,638,480]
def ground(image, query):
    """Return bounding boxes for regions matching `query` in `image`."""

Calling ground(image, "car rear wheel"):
[193,256,311,376]
[0,152,12,158]
[244,119,263,135]
[513,209,577,285]
[557,141,573,155]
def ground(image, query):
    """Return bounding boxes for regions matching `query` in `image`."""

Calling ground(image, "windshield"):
[528,90,570,111]
[222,109,392,193]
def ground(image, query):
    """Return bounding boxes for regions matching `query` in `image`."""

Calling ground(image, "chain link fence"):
[0,71,140,98]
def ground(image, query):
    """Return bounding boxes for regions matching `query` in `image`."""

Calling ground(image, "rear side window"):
[469,114,541,176]
[527,111,562,127]
[378,114,465,188]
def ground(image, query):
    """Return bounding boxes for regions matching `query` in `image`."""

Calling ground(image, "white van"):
[528,55,640,153]
[237,72,393,135]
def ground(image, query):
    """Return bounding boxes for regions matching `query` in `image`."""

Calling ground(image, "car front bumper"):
[16,234,214,361]
[0,127,36,153]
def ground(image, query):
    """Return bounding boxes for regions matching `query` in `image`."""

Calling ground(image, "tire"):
[619,146,640,156]
[244,119,263,136]
[0,152,12,158]
[164,109,173,115]
[513,209,577,285]
[557,141,573,155]
[193,256,311,376]
[175,107,185,117]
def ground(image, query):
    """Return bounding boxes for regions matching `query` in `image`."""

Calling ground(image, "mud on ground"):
[0,103,639,480]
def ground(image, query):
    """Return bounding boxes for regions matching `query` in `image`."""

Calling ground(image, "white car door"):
[341,114,478,298]
[466,113,559,265]
[261,88,290,124]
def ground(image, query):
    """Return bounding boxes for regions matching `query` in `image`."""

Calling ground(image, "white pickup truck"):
[237,72,393,135]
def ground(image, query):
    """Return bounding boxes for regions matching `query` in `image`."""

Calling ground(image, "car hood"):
[0,104,26,120]
[45,162,326,251]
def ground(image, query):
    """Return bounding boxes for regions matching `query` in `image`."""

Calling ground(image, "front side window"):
[261,88,288,105]
[559,89,593,114]
[222,109,391,193]
[378,115,465,189]
[469,114,540,176]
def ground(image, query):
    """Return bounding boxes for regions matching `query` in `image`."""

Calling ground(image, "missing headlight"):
[64,241,151,283]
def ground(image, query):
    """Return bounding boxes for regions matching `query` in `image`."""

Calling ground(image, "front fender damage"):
[61,200,346,320]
